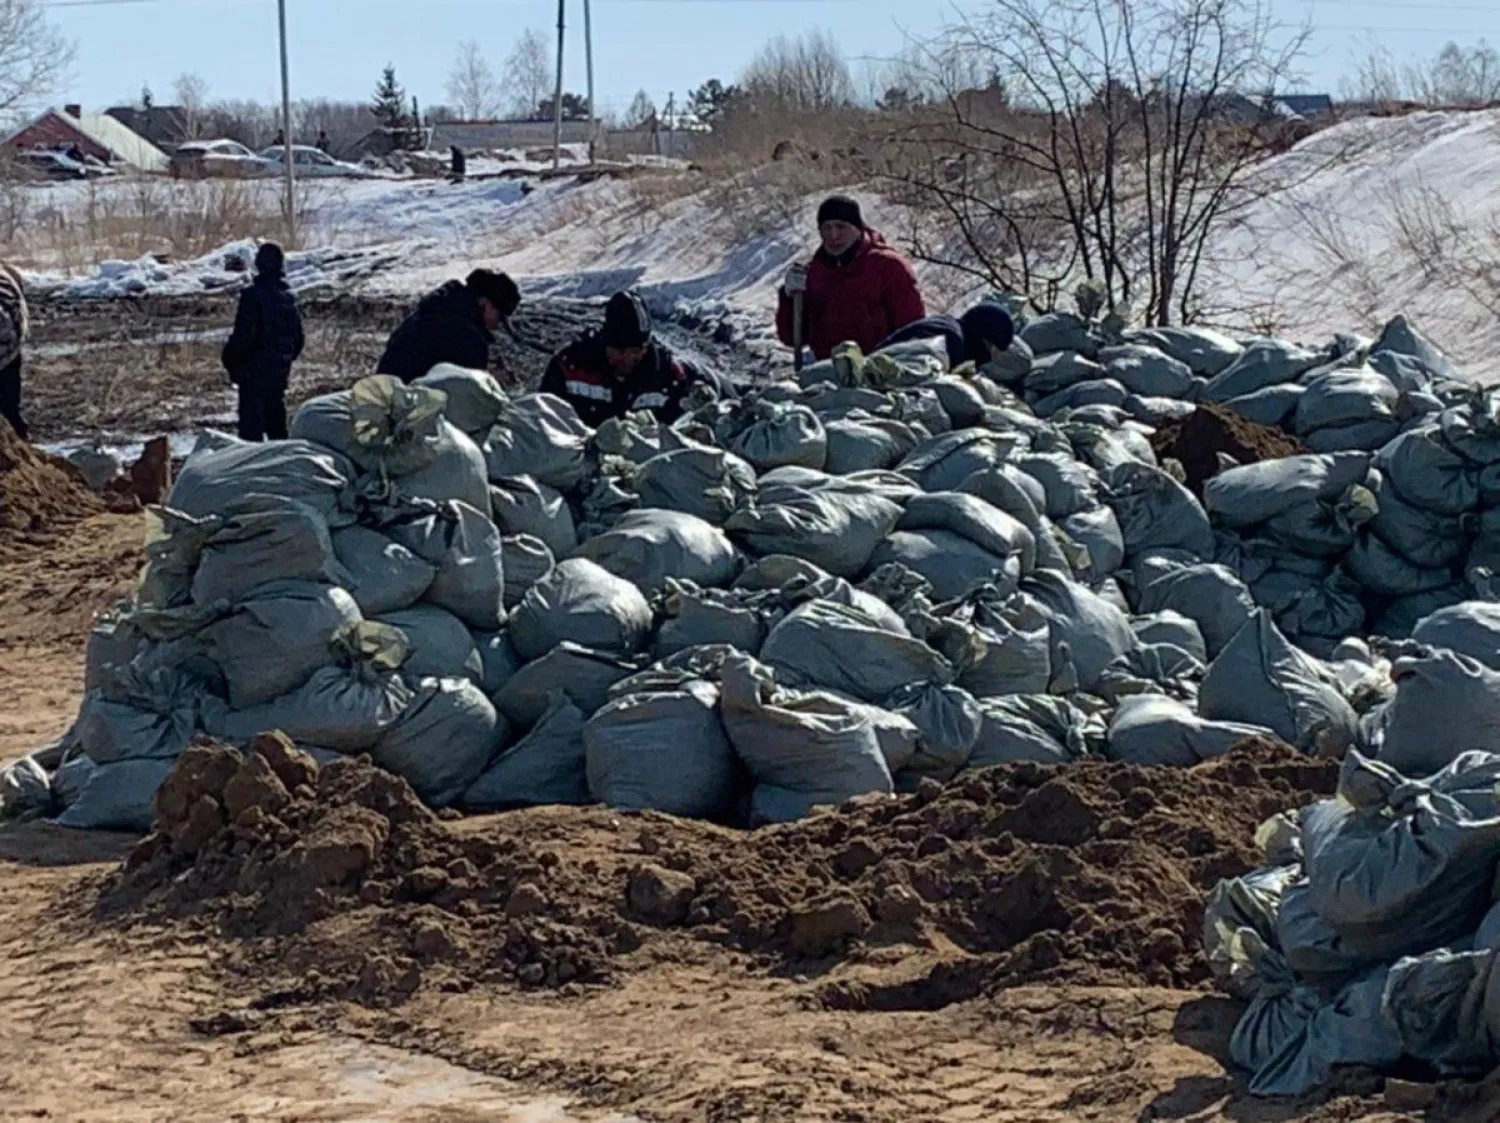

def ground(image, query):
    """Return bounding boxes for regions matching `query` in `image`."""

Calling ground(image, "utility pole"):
[551,0,566,171]
[664,91,674,159]
[277,0,296,246]
[584,0,596,164]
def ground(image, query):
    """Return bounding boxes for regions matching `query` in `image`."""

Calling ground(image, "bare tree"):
[173,72,211,140]
[505,28,553,118]
[741,30,855,113]
[446,40,503,120]
[0,0,72,117]
[1346,40,1500,107]
[622,89,656,129]
[885,0,1318,326]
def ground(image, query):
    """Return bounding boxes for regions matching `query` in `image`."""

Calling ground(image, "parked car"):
[169,140,271,180]
[257,144,373,178]
[12,149,116,181]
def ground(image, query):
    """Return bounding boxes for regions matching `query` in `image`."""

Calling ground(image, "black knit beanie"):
[817,194,865,230]
[601,290,653,348]
[254,241,285,277]
[466,268,521,319]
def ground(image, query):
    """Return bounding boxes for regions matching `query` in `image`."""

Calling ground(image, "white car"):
[170,139,272,180]
[258,145,372,178]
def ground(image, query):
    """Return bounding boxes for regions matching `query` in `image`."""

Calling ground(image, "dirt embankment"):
[0,416,104,536]
[1151,403,1307,497]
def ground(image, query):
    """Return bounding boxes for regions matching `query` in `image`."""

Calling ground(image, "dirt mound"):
[1151,402,1307,497]
[0,419,104,535]
[104,734,1337,1010]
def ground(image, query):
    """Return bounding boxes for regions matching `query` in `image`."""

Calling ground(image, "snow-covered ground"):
[19,110,1500,380]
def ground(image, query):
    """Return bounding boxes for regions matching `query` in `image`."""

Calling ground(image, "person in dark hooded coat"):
[221,242,304,442]
[876,301,1017,370]
[376,268,520,383]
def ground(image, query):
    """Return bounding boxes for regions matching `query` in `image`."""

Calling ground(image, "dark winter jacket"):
[878,315,968,368]
[539,333,731,427]
[221,274,304,388]
[775,230,926,361]
[377,280,491,383]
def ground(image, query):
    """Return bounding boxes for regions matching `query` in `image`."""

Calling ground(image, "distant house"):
[104,105,190,152]
[1273,94,1335,120]
[3,104,169,172]
[1213,92,1336,126]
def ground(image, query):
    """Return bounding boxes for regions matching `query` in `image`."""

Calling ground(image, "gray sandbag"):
[495,643,642,728]
[1098,343,1196,398]
[0,755,53,820]
[372,676,500,808]
[1127,325,1243,377]
[461,694,590,810]
[1106,694,1272,767]
[822,418,919,475]
[1263,483,1378,558]
[720,654,892,823]
[1014,453,1100,520]
[189,496,349,608]
[1294,368,1399,437]
[634,447,757,526]
[1376,426,1480,515]
[1224,384,1305,428]
[168,438,355,527]
[474,630,522,697]
[1412,602,1500,670]
[1382,946,1500,1073]
[1131,610,1208,663]
[489,475,577,558]
[1123,395,1197,425]
[593,410,698,464]
[1094,643,1203,702]
[201,581,362,709]
[1199,611,1357,752]
[1135,560,1255,659]
[1343,532,1456,599]
[76,664,201,766]
[584,680,736,818]
[1063,421,1156,473]
[390,419,492,517]
[1205,452,1374,530]
[484,393,591,490]
[761,599,950,704]
[1472,509,1500,574]
[1260,571,1367,643]
[413,363,508,435]
[898,429,1029,493]
[1302,419,1402,454]
[1204,339,1323,402]
[1024,351,1107,399]
[969,695,1095,767]
[572,509,740,595]
[1059,506,1124,580]
[1370,313,1458,383]
[1369,487,1471,569]
[501,534,554,609]
[868,530,1022,602]
[331,525,436,617]
[929,377,988,428]
[55,757,176,832]
[1378,651,1500,776]
[84,611,151,692]
[1438,390,1500,466]
[980,336,1034,384]
[717,401,826,472]
[1017,569,1137,692]
[890,681,983,783]
[203,622,415,752]
[900,492,1037,574]
[1375,585,1472,639]
[1102,460,1216,561]
[288,390,360,459]
[1032,378,1130,418]
[724,480,902,579]
[656,581,774,658]
[931,592,1054,698]
[509,558,651,661]
[381,499,507,630]
[1018,311,1098,358]
[957,464,1049,526]
[736,555,906,632]
[376,604,484,683]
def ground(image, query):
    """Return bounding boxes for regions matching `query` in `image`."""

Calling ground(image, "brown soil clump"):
[1151,402,1307,497]
[105,731,1336,1012]
[0,418,104,535]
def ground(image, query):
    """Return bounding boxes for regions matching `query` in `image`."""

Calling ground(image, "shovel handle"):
[792,290,805,373]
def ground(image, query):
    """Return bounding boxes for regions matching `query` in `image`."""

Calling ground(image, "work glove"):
[783,263,808,295]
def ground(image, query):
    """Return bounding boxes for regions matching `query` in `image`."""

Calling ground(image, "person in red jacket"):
[775,195,925,362]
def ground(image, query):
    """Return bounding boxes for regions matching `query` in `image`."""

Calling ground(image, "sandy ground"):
[2,511,1477,1122]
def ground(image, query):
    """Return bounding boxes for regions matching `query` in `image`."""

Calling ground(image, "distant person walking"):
[0,261,29,440]
[450,145,467,183]
[376,269,520,383]
[776,195,925,362]
[316,130,331,154]
[221,242,304,442]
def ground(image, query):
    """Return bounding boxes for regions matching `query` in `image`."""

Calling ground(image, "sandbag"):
[168,439,355,527]
[1135,561,1256,659]
[509,558,651,662]
[501,534,554,609]
[1378,650,1500,775]
[1131,610,1208,663]
[484,393,591,490]
[376,605,483,684]
[1014,453,1099,519]
[717,401,827,472]
[1059,506,1124,580]
[1205,453,1373,530]
[929,376,988,428]
[55,758,176,832]
[584,680,736,818]
[381,500,506,630]
[189,496,349,608]
[869,530,1021,602]
[494,643,642,728]
[724,480,902,579]
[822,418,917,475]
[720,655,892,823]
[1224,385,1305,428]
[572,509,740,595]
[474,630,522,697]
[899,492,1037,574]
[1017,570,1137,692]
[897,429,1028,493]
[1375,585,1473,639]
[331,525,436,617]
[489,475,577,558]
[1199,612,1357,752]
[1344,532,1456,599]
[1106,695,1272,767]
[201,581,362,709]
[1302,419,1402,454]
[1024,352,1106,399]
[761,599,949,704]
[1294,369,1399,437]
[1369,486,1471,569]
[1019,311,1098,358]
[1260,571,1367,643]
[413,363,508,435]
[1204,339,1323,402]
[1098,343,1196,398]
[890,681,983,782]
[76,664,201,766]
[1103,461,1216,560]
[656,581,773,658]
[634,447,757,526]
[1127,325,1243,377]
[461,694,590,810]
[1376,426,1480,515]
[969,695,1094,767]
[1032,378,1130,418]
[1371,314,1457,383]
[930,592,1054,698]
[1412,601,1500,670]
[372,677,500,808]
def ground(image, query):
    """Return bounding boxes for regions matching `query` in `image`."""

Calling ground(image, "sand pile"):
[1151,403,1307,497]
[0,419,103,534]
[104,732,1338,1009]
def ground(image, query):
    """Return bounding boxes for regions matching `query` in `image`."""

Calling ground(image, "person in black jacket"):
[221,242,304,442]
[376,269,520,383]
[539,290,731,427]
[876,300,1016,370]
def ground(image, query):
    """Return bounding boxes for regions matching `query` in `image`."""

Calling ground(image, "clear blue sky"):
[43,0,1500,119]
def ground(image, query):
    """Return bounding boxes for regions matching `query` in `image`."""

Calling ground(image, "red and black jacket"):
[539,333,725,428]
